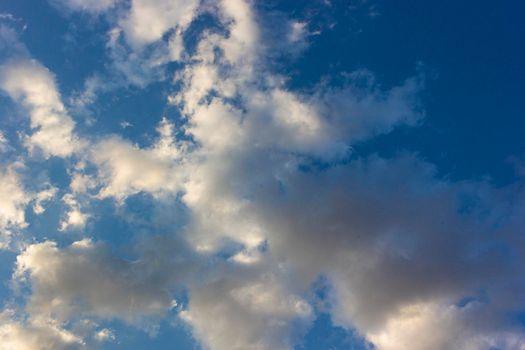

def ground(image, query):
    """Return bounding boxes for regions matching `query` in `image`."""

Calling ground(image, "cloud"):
[14,239,178,323]
[312,71,424,144]
[0,311,85,350]
[1,1,524,349]
[0,59,83,158]
[0,309,120,350]
[58,194,89,231]
[163,1,524,346]
[181,268,313,350]
[50,0,119,13]
[236,155,525,348]
[0,164,30,249]
[89,118,185,201]
[0,131,7,152]
[162,0,425,260]
[33,186,58,215]
[0,165,29,229]
[367,301,525,350]
[217,0,259,67]
[0,24,29,60]
[119,0,199,48]
[93,0,200,87]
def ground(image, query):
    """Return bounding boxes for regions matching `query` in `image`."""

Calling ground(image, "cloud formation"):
[0,164,30,248]
[14,239,176,323]
[0,0,523,349]
[0,59,82,158]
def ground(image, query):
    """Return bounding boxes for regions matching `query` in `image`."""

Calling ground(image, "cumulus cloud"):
[0,164,30,248]
[119,0,198,48]
[367,301,525,350]
[161,0,425,260]
[163,1,525,348]
[14,239,178,323]
[181,269,313,350]
[0,59,83,158]
[93,0,200,87]
[0,311,85,350]
[58,194,89,231]
[0,308,121,350]
[1,0,523,349]
[90,118,185,201]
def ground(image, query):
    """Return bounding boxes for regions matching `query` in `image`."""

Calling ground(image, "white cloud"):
[1,1,523,350]
[217,0,259,67]
[0,309,122,349]
[119,0,198,48]
[181,270,313,350]
[367,301,525,350]
[0,164,30,249]
[0,311,85,350]
[94,328,115,342]
[0,59,83,158]
[59,194,89,231]
[51,0,119,13]
[90,118,185,201]
[69,75,103,111]
[33,186,57,215]
[90,0,201,87]
[0,165,29,230]
[83,1,525,348]
[0,131,7,152]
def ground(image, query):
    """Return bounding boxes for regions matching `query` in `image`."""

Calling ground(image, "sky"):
[0,0,523,349]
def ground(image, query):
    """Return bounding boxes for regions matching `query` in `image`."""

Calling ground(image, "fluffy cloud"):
[33,186,57,215]
[1,1,524,349]
[0,59,83,158]
[0,309,119,350]
[90,118,185,201]
[0,164,30,248]
[58,194,88,231]
[181,269,313,350]
[0,311,84,350]
[119,0,199,48]
[165,2,525,348]
[14,239,177,323]
[225,154,524,349]
[98,0,200,87]
[367,301,525,350]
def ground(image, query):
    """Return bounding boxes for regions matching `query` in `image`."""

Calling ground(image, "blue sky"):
[0,1,523,349]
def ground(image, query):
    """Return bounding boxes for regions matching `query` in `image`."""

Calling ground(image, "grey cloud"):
[14,239,180,323]
[181,264,313,350]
